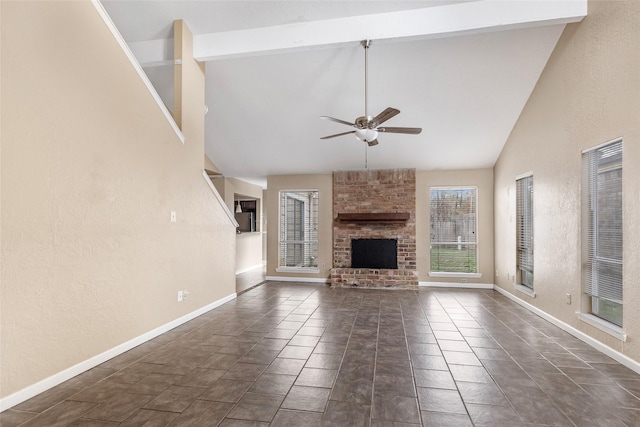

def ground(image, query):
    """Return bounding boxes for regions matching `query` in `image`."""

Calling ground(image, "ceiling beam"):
[129,0,586,66]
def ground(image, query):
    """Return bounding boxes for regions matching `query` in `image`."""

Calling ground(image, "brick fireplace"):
[331,169,418,289]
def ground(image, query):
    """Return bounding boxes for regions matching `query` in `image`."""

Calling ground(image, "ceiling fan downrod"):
[319,38,422,146]
[362,39,372,119]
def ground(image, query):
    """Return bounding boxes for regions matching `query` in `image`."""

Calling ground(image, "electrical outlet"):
[566,293,571,305]
[177,290,184,302]
[171,211,176,223]
[183,290,189,300]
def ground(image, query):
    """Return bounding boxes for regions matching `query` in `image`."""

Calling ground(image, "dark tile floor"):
[3,282,640,426]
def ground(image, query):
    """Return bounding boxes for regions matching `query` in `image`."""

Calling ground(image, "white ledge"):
[276,267,320,274]
[514,284,536,298]
[420,281,493,289]
[577,313,627,342]
[429,272,482,279]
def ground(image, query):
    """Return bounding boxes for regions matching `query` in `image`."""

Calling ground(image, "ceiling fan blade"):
[367,139,379,147]
[320,116,355,127]
[378,127,422,135]
[371,107,400,127]
[320,130,356,140]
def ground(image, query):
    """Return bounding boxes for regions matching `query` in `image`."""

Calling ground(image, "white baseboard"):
[235,263,265,275]
[493,285,640,375]
[265,276,330,284]
[420,281,494,289]
[0,292,237,412]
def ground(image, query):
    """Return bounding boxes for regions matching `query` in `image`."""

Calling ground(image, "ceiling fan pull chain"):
[365,144,368,169]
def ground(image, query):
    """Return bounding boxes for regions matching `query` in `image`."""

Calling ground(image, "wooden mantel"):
[336,212,410,223]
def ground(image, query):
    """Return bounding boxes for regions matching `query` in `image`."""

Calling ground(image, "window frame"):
[581,138,623,331]
[276,189,320,273]
[516,172,534,292]
[429,186,481,278]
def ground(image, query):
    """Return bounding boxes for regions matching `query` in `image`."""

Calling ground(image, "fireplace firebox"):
[351,238,398,269]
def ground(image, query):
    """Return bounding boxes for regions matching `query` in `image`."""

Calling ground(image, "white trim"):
[266,275,330,284]
[429,272,482,279]
[493,286,640,375]
[430,185,478,191]
[191,1,586,61]
[514,284,536,298]
[516,170,534,180]
[419,281,493,289]
[235,263,266,275]
[577,313,627,342]
[0,292,237,412]
[582,136,623,154]
[91,0,185,144]
[275,267,320,274]
[202,171,239,227]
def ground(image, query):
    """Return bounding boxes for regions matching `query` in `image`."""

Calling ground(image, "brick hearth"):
[331,169,417,289]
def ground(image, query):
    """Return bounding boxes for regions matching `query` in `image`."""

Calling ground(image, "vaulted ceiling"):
[101,1,586,187]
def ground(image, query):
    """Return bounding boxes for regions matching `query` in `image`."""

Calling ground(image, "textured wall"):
[493,0,640,359]
[0,2,236,398]
[416,169,494,284]
[265,174,333,280]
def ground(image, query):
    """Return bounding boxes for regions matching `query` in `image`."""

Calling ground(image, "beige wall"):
[494,0,640,358]
[0,1,236,400]
[265,170,493,286]
[417,169,494,284]
[214,177,265,273]
[266,174,333,280]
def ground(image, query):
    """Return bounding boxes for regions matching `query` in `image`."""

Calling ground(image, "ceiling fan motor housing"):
[355,116,377,129]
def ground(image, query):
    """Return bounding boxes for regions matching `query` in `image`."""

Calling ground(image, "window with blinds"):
[516,175,534,288]
[430,187,477,273]
[582,139,623,327]
[279,190,319,269]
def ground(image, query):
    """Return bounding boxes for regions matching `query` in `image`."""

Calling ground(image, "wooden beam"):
[128,0,587,66]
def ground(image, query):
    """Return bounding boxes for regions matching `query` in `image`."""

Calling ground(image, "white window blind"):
[279,190,319,268]
[516,175,534,288]
[583,139,623,327]
[430,188,478,273]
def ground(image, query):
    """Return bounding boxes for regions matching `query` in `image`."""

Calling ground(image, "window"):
[582,139,623,327]
[516,174,534,288]
[430,187,477,274]
[279,190,319,270]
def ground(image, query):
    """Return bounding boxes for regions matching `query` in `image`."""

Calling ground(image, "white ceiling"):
[101,1,586,188]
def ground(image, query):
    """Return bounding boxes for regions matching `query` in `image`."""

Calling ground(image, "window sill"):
[576,312,627,342]
[429,272,482,279]
[514,284,536,298]
[276,267,320,274]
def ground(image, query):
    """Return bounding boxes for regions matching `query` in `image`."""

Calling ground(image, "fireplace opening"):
[351,238,398,269]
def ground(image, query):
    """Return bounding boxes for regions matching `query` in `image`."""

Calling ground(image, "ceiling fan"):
[320,40,422,147]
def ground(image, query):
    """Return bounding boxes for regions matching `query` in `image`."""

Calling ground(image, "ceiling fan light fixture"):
[355,128,378,142]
